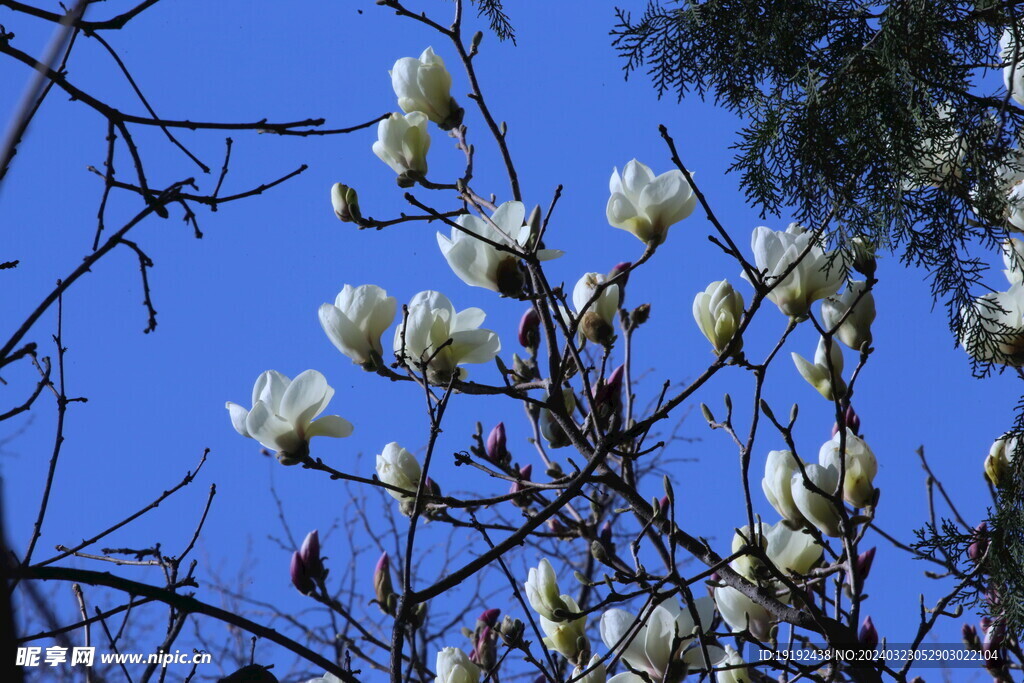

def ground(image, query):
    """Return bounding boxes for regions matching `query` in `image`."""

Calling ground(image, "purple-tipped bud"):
[424,476,442,498]
[509,464,532,498]
[548,518,566,535]
[832,405,862,437]
[593,365,625,421]
[486,423,509,464]
[478,608,501,627]
[859,616,879,650]
[657,495,670,513]
[473,624,496,668]
[599,521,613,545]
[299,530,324,580]
[608,262,632,301]
[290,551,314,594]
[963,623,979,648]
[518,308,541,349]
[856,546,876,582]
[374,551,394,608]
[983,620,1006,671]
[969,522,989,563]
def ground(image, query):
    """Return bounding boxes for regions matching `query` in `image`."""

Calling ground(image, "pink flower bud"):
[599,521,613,545]
[608,262,631,302]
[518,308,540,348]
[290,551,314,594]
[968,522,988,563]
[592,365,625,420]
[859,616,878,650]
[657,495,670,513]
[856,546,876,582]
[299,530,323,580]
[509,464,532,497]
[478,608,501,627]
[374,551,394,607]
[548,518,566,535]
[963,623,979,647]
[485,422,508,464]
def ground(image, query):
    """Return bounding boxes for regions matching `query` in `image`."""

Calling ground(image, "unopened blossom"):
[818,429,878,508]
[821,281,875,351]
[434,647,481,683]
[524,558,568,621]
[792,336,846,401]
[290,530,323,594]
[372,112,430,186]
[607,159,697,245]
[374,551,395,612]
[985,434,1019,487]
[716,646,752,683]
[1003,238,1024,285]
[540,387,577,449]
[540,594,588,663]
[319,284,396,368]
[572,655,607,683]
[485,422,508,464]
[713,585,771,641]
[394,290,500,383]
[226,370,353,464]
[391,48,461,129]
[762,450,808,526]
[437,201,561,296]
[859,616,879,650]
[599,597,720,681]
[330,183,360,223]
[791,464,843,537]
[693,279,745,355]
[376,442,422,505]
[573,272,620,346]
[745,224,844,318]
[961,284,1024,366]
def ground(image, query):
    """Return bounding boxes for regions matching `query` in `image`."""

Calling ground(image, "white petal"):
[306,415,354,439]
[226,402,251,438]
[279,370,333,426]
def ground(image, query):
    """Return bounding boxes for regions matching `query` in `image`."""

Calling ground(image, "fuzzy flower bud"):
[485,423,508,465]
[859,616,879,650]
[518,308,541,349]
[331,183,361,223]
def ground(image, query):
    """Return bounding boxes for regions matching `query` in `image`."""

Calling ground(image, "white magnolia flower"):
[985,434,1020,488]
[818,430,878,508]
[394,291,501,383]
[376,442,422,504]
[1003,238,1024,286]
[762,450,807,526]
[730,524,769,581]
[745,224,844,318]
[764,522,823,576]
[319,284,397,367]
[372,112,430,186]
[791,464,843,537]
[905,104,965,189]
[821,281,875,351]
[693,279,745,355]
[713,586,771,641]
[304,674,344,683]
[600,597,720,681]
[540,594,588,662]
[961,284,1024,366]
[715,646,752,683]
[391,47,458,128]
[573,272,620,346]
[1003,27,1024,107]
[572,655,607,683]
[437,201,561,295]
[434,647,481,683]
[226,370,353,463]
[606,159,697,245]
[791,336,846,401]
[524,558,568,621]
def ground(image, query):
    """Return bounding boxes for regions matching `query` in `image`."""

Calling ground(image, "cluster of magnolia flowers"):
[223,43,902,683]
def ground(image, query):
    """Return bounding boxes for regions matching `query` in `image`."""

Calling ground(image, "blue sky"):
[0,1,1014,680]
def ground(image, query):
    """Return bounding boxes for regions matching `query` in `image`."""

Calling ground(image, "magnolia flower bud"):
[963,623,980,649]
[539,594,588,664]
[376,442,422,506]
[607,159,697,245]
[607,262,632,302]
[572,655,607,683]
[290,550,314,594]
[693,279,745,355]
[792,464,843,537]
[984,435,1018,487]
[792,336,846,401]
[391,48,462,130]
[524,558,568,621]
[832,404,862,437]
[374,552,395,612]
[591,365,624,426]
[855,546,877,584]
[859,616,879,650]
[731,524,768,580]
[715,645,751,683]
[518,308,541,349]
[762,450,808,526]
[434,647,481,683]
[744,224,844,319]
[573,273,620,347]
[330,183,361,223]
[470,625,497,670]
[319,284,397,368]
[599,521,613,545]
[509,464,532,503]
[968,522,989,563]
[498,615,524,646]
[485,423,508,465]
[540,388,576,449]
[850,235,877,279]
[478,608,500,628]
[818,429,878,508]
[822,281,876,352]
[373,112,430,187]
